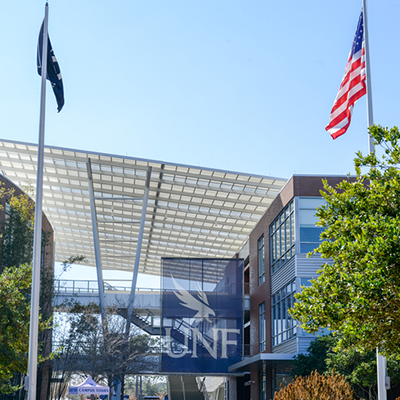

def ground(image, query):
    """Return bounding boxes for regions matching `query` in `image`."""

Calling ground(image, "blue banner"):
[161,258,243,374]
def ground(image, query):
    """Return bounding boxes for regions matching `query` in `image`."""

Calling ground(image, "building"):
[229,175,352,400]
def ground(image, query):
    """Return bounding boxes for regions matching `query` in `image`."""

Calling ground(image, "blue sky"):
[1,1,399,282]
[1,0,399,180]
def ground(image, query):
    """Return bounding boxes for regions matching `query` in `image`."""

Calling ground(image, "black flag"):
[37,22,64,112]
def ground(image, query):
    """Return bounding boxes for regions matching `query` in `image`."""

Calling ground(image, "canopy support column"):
[87,158,106,322]
[125,167,152,334]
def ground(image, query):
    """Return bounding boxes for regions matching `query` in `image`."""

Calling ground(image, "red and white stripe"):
[326,44,366,139]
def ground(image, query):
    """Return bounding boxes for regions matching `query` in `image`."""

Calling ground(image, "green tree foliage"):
[292,335,400,399]
[0,184,35,273]
[273,370,356,400]
[0,264,49,394]
[291,335,330,377]
[140,376,167,397]
[291,125,400,356]
[120,376,166,399]
[0,183,53,395]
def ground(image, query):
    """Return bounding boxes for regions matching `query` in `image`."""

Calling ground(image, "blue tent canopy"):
[68,376,110,395]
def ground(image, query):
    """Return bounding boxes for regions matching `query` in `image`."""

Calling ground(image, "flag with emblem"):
[37,21,64,112]
[326,11,366,139]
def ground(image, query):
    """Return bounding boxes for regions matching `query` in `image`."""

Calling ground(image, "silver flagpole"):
[362,0,375,153]
[362,1,388,398]
[26,3,49,400]
[377,348,388,400]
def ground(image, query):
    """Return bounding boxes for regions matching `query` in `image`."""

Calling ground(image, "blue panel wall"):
[161,258,243,374]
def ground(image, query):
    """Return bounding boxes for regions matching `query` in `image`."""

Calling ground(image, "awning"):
[228,353,297,372]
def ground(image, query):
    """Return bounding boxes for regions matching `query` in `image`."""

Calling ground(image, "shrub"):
[273,370,356,400]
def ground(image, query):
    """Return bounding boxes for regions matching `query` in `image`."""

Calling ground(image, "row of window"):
[258,197,326,282]
[258,280,297,351]
[256,198,326,397]
[271,280,296,346]
[256,198,326,353]
[270,200,295,274]
[258,279,328,351]
[258,200,296,283]
[299,197,326,254]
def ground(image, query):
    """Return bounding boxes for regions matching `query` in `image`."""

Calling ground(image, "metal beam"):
[97,220,141,224]
[94,196,143,201]
[100,239,138,243]
[125,166,152,334]
[86,158,106,322]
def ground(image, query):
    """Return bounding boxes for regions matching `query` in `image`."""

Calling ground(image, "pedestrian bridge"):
[53,279,162,334]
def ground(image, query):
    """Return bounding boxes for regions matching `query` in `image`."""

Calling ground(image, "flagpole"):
[362,1,388,398]
[26,3,49,400]
[362,0,375,153]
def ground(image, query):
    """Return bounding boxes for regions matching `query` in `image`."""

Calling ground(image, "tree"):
[292,335,400,400]
[291,125,400,357]
[52,302,159,398]
[48,256,87,400]
[0,183,34,273]
[140,376,166,397]
[291,335,331,378]
[0,264,50,394]
[0,182,53,397]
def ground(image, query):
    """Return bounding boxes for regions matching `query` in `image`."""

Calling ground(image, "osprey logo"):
[161,258,243,372]
[165,275,240,361]
[171,275,216,322]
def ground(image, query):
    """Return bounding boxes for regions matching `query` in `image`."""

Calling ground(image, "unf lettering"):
[165,328,240,359]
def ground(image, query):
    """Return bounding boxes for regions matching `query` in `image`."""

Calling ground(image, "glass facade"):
[271,280,296,347]
[259,301,266,352]
[258,235,265,285]
[270,200,295,274]
[298,197,326,254]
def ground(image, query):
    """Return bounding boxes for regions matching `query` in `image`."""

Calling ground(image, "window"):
[270,200,295,274]
[258,235,265,285]
[298,197,326,253]
[260,369,267,400]
[259,302,266,352]
[272,280,296,346]
[273,365,293,394]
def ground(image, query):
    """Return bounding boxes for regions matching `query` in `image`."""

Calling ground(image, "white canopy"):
[0,139,286,275]
[68,376,110,395]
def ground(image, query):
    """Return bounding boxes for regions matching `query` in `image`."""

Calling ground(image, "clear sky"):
[1,0,398,180]
[1,0,398,282]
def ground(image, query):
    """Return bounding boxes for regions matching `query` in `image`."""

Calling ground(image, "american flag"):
[326,11,366,139]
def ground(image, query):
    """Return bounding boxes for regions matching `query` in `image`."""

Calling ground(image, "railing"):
[54,279,160,295]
